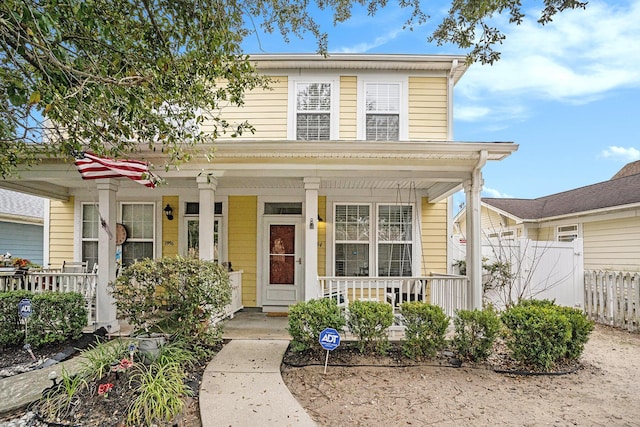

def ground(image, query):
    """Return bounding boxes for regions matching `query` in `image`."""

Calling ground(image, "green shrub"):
[452,308,501,362]
[557,305,594,361]
[400,302,449,359]
[287,298,346,352]
[27,292,87,348]
[346,300,394,355]
[0,291,87,348]
[501,303,572,371]
[110,256,232,346]
[502,300,594,368]
[0,290,32,347]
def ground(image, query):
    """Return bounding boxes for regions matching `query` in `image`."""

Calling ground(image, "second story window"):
[295,82,332,140]
[366,83,400,141]
[557,224,579,242]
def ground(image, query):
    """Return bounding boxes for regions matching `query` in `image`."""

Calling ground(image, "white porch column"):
[96,179,119,333]
[304,177,321,301]
[464,163,485,310]
[197,175,218,261]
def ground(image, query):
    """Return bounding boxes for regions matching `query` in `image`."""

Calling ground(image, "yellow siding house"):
[2,54,517,330]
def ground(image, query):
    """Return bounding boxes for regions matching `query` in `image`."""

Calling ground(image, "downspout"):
[466,150,487,309]
[446,59,460,273]
[447,59,459,140]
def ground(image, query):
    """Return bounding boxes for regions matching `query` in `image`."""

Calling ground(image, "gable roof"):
[611,160,640,179]
[483,162,640,220]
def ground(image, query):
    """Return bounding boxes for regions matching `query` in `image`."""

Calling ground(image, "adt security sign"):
[319,328,341,351]
[18,298,32,318]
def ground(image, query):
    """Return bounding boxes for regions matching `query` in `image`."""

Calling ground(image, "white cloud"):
[482,186,513,198]
[334,28,404,53]
[601,146,640,161]
[457,0,640,121]
[454,105,491,122]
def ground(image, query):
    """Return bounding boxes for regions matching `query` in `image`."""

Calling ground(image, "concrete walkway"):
[199,339,316,427]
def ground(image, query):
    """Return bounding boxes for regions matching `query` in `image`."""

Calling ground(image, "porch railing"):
[318,275,469,318]
[1,270,98,325]
[225,271,244,319]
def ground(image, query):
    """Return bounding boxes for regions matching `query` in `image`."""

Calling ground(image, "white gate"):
[453,237,584,309]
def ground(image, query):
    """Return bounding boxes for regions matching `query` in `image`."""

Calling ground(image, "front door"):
[262,220,303,308]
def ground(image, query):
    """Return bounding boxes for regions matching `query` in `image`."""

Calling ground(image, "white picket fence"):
[584,270,640,332]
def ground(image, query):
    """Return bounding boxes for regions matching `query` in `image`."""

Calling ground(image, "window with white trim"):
[377,205,413,276]
[295,82,332,140]
[121,203,155,266]
[334,203,414,277]
[557,224,578,242]
[81,203,99,271]
[184,202,222,263]
[487,230,515,240]
[334,205,370,277]
[365,83,400,141]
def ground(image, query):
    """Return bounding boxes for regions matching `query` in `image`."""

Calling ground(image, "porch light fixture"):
[163,204,174,221]
[318,214,324,222]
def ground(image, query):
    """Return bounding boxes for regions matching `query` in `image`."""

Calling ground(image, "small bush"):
[452,308,501,362]
[557,306,594,361]
[0,290,32,347]
[27,292,88,347]
[288,298,346,352]
[400,302,449,359]
[501,303,572,371]
[346,300,394,355]
[0,291,87,348]
[110,256,232,347]
[502,299,594,369]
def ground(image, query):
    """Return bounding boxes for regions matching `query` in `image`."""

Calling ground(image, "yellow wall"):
[228,196,258,307]
[584,217,640,271]
[340,76,357,140]
[317,196,327,276]
[212,76,288,141]
[161,196,179,257]
[49,197,75,268]
[421,197,448,275]
[408,77,448,140]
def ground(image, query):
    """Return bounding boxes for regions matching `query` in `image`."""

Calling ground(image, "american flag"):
[74,151,159,188]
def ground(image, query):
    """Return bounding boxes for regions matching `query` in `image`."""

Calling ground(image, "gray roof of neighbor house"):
[0,189,44,219]
[483,162,640,220]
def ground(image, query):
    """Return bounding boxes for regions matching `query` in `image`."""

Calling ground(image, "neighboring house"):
[0,189,46,266]
[454,160,640,272]
[0,54,517,331]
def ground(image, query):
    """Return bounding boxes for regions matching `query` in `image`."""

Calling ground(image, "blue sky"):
[242,0,640,206]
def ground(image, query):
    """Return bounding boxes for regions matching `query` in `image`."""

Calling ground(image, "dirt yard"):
[281,324,640,426]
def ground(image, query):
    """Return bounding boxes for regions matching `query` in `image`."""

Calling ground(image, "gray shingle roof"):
[0,189,45,219]
[483,163,640,220]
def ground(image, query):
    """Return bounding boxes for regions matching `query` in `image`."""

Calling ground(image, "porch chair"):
[62,260,88,273]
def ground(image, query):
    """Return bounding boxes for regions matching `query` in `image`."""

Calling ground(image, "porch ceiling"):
[0,141,517,202]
